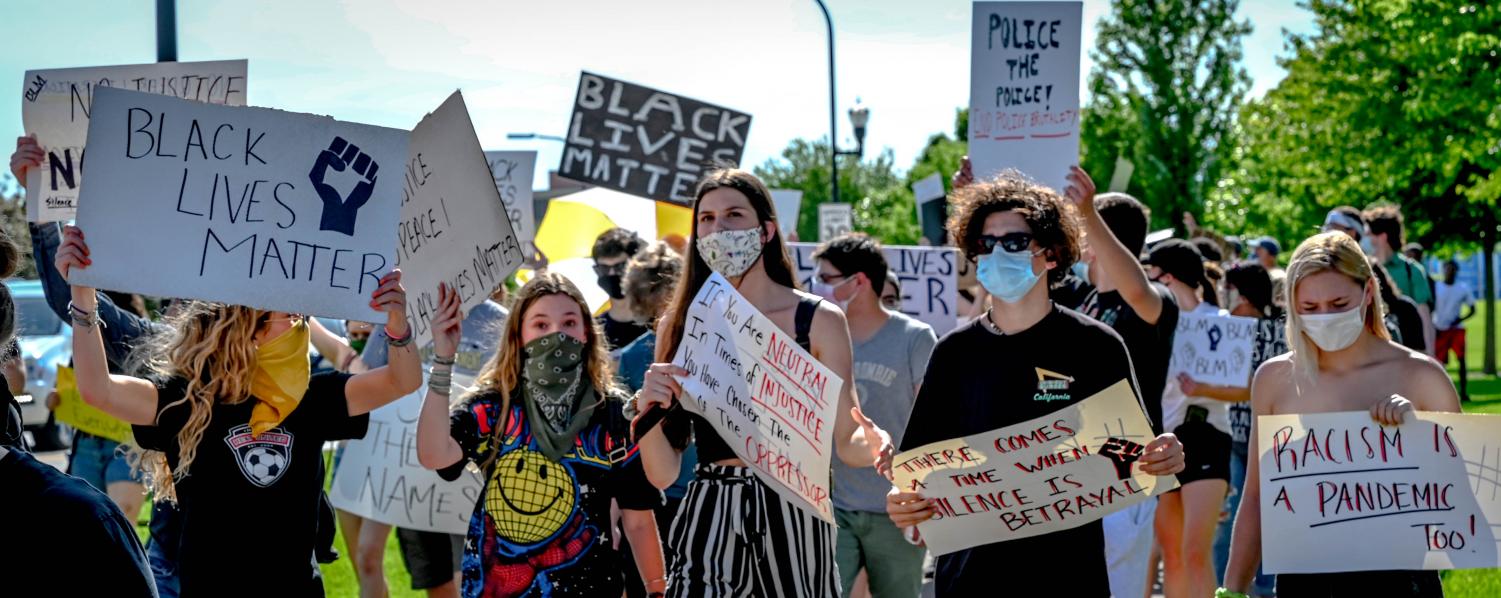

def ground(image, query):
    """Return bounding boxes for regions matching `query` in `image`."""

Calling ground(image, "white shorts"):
[1103,497,1159,598]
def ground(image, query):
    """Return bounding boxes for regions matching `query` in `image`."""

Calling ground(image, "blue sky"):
[2,0,1314,193]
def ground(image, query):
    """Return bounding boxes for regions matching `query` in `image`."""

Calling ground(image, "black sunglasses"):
[976,232,1034,254]
[592,262,627,276]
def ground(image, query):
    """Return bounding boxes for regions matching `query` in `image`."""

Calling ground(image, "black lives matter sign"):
[561,72,751,205]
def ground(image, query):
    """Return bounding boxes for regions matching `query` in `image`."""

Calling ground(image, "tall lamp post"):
[814,0,870,207]
[157,0,176,62]
[507,132,568,143]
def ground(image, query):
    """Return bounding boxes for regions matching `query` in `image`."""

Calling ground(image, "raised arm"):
[416,283,466,471]
[56,227,159,425]
[1063,165,1164,324]
[343,270,424,416]
[307,318,357,372]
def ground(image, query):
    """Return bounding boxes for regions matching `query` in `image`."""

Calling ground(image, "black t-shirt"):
[440,389,663,597]
[1080,284,1179,433]
[0,447,158,598]
[1386,294,1427,353]
[133,372,368,597]
[597,313,648,354]
[901,306,1143,598]
[1050,274,1095,311]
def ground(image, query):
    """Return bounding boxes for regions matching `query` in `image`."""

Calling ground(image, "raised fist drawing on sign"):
[1098,437,1146,480]
[309,136,379,236]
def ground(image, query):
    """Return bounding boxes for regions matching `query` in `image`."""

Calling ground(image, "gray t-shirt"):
[361,300,508,388]
[831,311,937,513]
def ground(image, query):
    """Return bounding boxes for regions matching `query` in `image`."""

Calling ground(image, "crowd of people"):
[2,130,1481,598]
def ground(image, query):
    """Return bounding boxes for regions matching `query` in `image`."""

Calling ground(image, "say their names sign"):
[968,2,1082,193]
[672,272,842,521]
[398,92,525,350]
[21,60,248,222]
[561,72,751,204]
[1169,311,1258,387]
[72,87,406,323]
[1257,411,1501,573]
[484,150,538,247]
[790,243,960,336]
[893,380,1177,556]
[331,387,483,534]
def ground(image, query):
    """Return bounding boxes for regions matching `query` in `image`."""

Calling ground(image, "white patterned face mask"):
[696,227,765,278]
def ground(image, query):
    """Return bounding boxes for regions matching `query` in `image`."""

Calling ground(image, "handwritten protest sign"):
[911,173,947,246]
[1257,411,1501,573]
[72,87,407,323]
[561,72,751,204]
[791,243,960,336]
[771,189,803,237]
[818,203,853,242]
[893,380,1176,556]
[52,366,133,445]
[484,150,538,248]
[1169,311,1258,387]
[331,387,484,534]
[671,272,842,521]
[21,60,248,222]
[399,92,525,350]
[968,2,1082,193]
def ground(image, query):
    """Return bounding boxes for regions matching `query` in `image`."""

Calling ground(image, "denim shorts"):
[69,433,142,491]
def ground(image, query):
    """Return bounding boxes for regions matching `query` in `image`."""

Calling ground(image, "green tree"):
[1083,0,1252,232]
[753,138,918,245]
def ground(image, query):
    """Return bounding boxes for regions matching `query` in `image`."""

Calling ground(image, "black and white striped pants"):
[666,465,840,597]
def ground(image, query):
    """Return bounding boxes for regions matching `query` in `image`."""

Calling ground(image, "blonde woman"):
[58,225,440,597]
[415,273,665,598]
[1221,232,1459,598]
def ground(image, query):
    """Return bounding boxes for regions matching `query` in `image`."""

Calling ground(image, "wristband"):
[386,326,413,347]
[1215,589,1249,598]
[433,355,456,366]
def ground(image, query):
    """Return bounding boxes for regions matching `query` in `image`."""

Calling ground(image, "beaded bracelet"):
[67,301,105,330]
[433,355,456,366]
[386,326,413,347]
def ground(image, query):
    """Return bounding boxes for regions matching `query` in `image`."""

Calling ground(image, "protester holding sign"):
[632,167,892,597]
[1221,232,1461,598]
[812,234,937,598]
[414,274,666,598]
[57,224,430,597]
[885,168,1184,597]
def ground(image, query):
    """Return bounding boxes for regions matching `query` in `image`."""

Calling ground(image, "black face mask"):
[598,274,626,301]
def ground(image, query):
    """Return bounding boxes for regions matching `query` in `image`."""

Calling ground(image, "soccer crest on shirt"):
[224,423,293,487]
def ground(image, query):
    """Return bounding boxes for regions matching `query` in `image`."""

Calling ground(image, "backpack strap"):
[795,295,821,353]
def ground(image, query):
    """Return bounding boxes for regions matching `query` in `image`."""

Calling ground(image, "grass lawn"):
[1443,300,1501,596]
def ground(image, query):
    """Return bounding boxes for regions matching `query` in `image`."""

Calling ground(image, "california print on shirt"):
[224,424,293,487]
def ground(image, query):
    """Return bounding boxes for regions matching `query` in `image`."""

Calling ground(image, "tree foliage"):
[753,138,918,245]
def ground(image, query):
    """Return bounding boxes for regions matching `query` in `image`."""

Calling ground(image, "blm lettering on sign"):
[561,72,751,205]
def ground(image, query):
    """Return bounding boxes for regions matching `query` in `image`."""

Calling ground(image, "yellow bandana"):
[249,319,311,437]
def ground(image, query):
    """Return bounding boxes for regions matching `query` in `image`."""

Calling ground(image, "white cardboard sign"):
[893,380,1177,556]
[968,2,1082,193]
[72,87,407,323]
[331,388,484,534]
[21,60,248,222]
[672,272,843,521]
[1257,411,1501,573]
[484,150,538,247]
[818,202,853,242]
[1169,311,1259,387]
[790,243,959,336]
[399,92,525,350]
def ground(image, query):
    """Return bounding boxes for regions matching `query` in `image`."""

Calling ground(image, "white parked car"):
[8,280,73,450]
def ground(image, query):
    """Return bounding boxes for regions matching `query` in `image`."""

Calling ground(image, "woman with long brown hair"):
[57,225,436,597]
[415,273,665,598]
[1221,232,1460,598]
[633,166,890,597]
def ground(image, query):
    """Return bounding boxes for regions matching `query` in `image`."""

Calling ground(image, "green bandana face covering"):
[521,331,597,462]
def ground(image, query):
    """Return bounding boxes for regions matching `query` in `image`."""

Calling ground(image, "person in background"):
[323,319,395,598]
[2,340,23,396]
[1403,242,1425,264]
[1364,205,1435,355]
[1251,237,1286,308]
[1434,259,1477,401]
[1370,259,1426,353]
[415,275,666,597]
[887,166,1184,597]
[813,233,936,598]
[1144,239,1230,598]
[615,242,687,598]
[594,228,650,353]
[1072,188,1180,598]
[1223,232,1459,598]
[879,269,902,311]
[1183,263,1283,597]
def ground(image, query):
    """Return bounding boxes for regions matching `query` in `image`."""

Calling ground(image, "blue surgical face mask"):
[976,247,1042,304]
[1359,235,1376,256]
[1070,259,1090,284]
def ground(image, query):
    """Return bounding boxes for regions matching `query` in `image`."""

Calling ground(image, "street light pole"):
[156,0,177,62]
[814,0,840,206]
[507,132,568,143]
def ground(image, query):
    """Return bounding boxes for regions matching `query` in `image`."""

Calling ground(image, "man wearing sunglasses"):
[887,166,1184,597]
[592,227,649,352]
[812,234,936,598]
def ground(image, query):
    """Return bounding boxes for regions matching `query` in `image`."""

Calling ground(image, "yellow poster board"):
[53,366,134,445]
